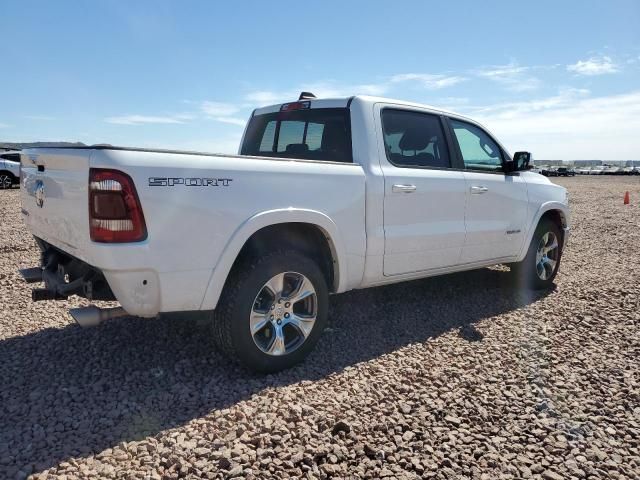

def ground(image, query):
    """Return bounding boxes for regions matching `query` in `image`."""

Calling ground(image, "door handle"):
[392,184,417,193]
[470,186,489,194]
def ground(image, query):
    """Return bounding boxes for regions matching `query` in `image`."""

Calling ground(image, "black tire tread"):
[511,219,563,290]
[212,249,323,367]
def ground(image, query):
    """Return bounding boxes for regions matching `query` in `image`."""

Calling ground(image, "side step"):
[19,267,43,284]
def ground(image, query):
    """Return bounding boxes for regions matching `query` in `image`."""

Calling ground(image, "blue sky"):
[1,0,639,159]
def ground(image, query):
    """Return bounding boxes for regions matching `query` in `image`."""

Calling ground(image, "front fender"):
[517,201,570,261]
[199,208,348,311]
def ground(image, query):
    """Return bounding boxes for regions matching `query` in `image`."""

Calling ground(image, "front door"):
[381,108,467,276]
[448,118,528,263]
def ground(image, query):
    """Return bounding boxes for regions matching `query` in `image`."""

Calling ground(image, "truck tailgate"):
[21,149,91,260]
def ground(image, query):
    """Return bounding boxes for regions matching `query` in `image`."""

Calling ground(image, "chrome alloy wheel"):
[535,231,559,280]
[250,272,318,356]
[0,175,11,189]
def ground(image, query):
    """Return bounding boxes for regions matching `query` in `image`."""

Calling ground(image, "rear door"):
[447,118,528,263]
[379,107,467,276]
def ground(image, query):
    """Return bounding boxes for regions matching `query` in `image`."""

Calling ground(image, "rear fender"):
[199,208,347,310]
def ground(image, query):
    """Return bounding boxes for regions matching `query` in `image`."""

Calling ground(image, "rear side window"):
[241,108,352,163]
[381,109,450,169]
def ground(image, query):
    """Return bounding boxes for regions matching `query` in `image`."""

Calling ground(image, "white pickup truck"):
[19,94,569,372]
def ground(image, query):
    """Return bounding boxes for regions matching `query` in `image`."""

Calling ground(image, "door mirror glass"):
[512,151,532,171]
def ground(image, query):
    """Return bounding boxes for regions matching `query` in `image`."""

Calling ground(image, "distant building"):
[571,160,603,167]
[534,159,640,167]
[534,160,565,166]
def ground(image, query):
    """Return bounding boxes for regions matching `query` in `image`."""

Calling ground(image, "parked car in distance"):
[590,166,606,175]
[18,93,570,372]
[556,167,575,177]
[0,150,21,189]
[540,165,557,177]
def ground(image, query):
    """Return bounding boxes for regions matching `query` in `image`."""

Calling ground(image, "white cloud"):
[244,81,389,106]
[468,90,640,160]
[307,82,388,98]
[200,101,240,116]
[210,117,246,127]
[199,102,246,126]
[468,88,590,117]
[567,56,619,76]
[477,63,528,78]
[432,97,471,112]
[475,62,540,92]
[245,90,287,104]
[23,115,56,121]
[105,115,187,125]
[244,75,469,106]
[390,73,466,89]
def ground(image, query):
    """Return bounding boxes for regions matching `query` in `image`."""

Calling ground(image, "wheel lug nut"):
[271,304,275,310]
[284,312,290,318]
[285,302,290,308]
[270,315,274,320]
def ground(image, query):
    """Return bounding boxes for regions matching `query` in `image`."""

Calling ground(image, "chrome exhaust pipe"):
[69,306,128,328]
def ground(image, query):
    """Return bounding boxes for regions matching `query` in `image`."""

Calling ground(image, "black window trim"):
[380,107,455,171]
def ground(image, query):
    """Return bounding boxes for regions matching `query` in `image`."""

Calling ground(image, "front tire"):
[213,250,328,373]
[511,219,563,290]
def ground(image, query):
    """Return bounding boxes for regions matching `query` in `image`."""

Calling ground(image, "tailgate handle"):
[392,184,417,193]
[470,186,489,194]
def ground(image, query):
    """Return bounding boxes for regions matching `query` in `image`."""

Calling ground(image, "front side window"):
[241,108,352,163]
[450,119,503,172]
[381,109,450,168]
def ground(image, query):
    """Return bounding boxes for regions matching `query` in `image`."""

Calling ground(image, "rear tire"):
[0,172,15,189]
[213,250,328,373]
[511,219,563,290]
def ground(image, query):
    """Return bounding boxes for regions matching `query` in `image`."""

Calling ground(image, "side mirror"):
[510,151,532,172]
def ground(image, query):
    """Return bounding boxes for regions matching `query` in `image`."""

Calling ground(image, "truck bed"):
[20,147,367,316]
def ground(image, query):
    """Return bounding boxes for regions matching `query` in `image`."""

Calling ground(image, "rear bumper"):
[24,237,211,318]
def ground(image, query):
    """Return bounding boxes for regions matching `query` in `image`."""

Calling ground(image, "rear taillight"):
[89,168,147,243]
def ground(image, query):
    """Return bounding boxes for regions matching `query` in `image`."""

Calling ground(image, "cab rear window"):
[241,108,352,163]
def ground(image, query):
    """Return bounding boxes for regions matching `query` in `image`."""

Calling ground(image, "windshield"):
[241,108,352,163]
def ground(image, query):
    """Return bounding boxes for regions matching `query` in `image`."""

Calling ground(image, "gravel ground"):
[1,175,639,480]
